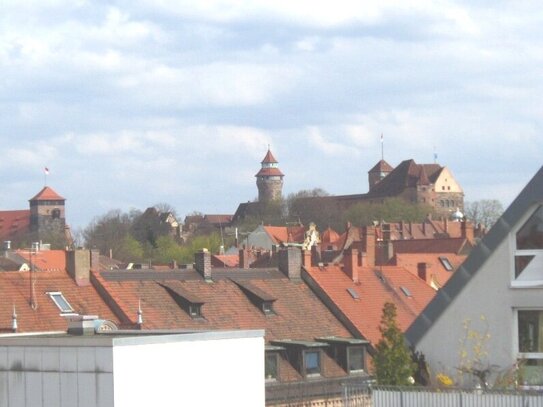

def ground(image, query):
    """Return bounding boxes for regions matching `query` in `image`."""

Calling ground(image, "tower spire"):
[255,148,284,202]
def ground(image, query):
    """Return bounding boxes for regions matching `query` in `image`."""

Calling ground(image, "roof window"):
[439,256,453,271]
[47,292,74,313]
[400,286,412,297]
[347,288,360,299]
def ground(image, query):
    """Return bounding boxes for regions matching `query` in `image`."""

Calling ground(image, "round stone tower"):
[255,148,284,202]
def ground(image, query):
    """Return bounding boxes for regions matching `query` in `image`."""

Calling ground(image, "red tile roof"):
[304,264,436,346]
[321,227,340,245]
[0,210,30,240]
[92,269,352,344]
[392,238,471,254]
[393,253,465,288]
[264,226,305,245]
[261,149,279,164]
[29,186,65,201]
[204,214,233,225]
[0,269,118,333]
[16,249,66,272]
[368,159,394,173]
[211,254,239,268]
[255,167,284,177]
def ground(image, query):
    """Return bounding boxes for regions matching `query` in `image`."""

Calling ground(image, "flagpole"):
[381,134,384,161]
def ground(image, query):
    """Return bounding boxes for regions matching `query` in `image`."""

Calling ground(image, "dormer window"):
[160,283,205,319]
[47,292,74,313]
[317,336,369,374]
[232,279,277,316]
[271,340,328,378]
[189,304,202,317]
[262,301,274,315]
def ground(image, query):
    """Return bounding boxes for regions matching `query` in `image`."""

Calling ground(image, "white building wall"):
[112,333,264,407]
[0,344,114,407]
[416,206,543,386]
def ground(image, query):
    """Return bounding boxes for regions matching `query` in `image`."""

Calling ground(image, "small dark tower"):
[256,148,284,202]
[29,186,66,239]
[368,159,393,191]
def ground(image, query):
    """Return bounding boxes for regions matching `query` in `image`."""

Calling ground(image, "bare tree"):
[464,200,504,229]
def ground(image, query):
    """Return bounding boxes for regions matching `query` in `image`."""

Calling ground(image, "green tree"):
[374,302,416,385]
[287,188,343,231]
[344,198,433,227]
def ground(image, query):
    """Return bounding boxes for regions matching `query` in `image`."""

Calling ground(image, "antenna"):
[433,146,438,163]
[380,134,384,160]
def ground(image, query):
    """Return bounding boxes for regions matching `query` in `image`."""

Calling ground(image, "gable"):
[433,167,463,194]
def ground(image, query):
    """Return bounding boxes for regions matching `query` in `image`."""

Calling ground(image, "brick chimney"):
[344,248,360,282]
[90,249,100,271]
[278,247,302,280]
[66,249,91,286]
[239,248,250,269]
[461,220,474,243]
[302,249,312,267]
[362,226,375,267]
[417,262,428,282]
[195,249,212,281]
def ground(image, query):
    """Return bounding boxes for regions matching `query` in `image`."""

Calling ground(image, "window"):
[262,301,274,315]
[439,256,454,271]
[514,206,543,285]
[347,347,365,372]
[189,304,202,317]
[265,352,279,381]
[48,292,74,313]
[518,310,543,385]
[400,286,412,297]
[51,208,61,219]
[347,288,360,299]
[304,350,321,376]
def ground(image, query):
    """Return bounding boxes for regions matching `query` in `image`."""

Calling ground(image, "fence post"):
[459,390,463,407]
[400,388,404,407]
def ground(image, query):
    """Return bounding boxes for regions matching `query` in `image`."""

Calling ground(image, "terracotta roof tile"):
[15,249,66,272]
[304,264,436,346]
[255,167,284,177]
[0,210,30,240]
[263,226,305,245]
[261,149,279,164]
[29,186,65,201]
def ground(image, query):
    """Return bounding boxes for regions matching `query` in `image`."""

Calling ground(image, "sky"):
[1,1,542,231]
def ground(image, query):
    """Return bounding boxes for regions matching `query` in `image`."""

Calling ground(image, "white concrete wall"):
[0,344,114,407]
[112,332,265,407]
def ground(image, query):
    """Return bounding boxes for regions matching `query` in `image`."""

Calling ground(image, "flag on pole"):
[380,133,383,143]
[44,167,49,175]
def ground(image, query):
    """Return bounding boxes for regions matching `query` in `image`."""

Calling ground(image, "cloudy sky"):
[1,1,542,230]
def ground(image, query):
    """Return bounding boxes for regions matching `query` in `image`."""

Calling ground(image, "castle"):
[234,149,464,222]
[0,186,67,246]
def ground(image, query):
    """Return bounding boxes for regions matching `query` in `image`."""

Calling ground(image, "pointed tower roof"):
[255,149,284,178]
[369,159,394,173]
[417,166,430,185]
[261,149,278,164]
[29,186,65,202]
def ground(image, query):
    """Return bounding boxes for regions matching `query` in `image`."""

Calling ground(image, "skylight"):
[47,292,74,313]
[347,288,359,299]
[400,286,412,297]
[439,256,453,271]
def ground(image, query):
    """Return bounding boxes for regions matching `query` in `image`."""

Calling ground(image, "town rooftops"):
[0,210,30,240]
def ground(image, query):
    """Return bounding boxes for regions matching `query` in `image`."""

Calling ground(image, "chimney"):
[311,245,321,266]
[195,249,212,281]
[170,260,178,269]
[302,249,312,267]
[444,218,449,233]
[3,241,10,257]
[90,249,100,271]
[67,315,99,335]
[417,262,428,282]
[344,248,359,282]
[461,220,474,243]
[239,248,250,269]
[66,249,91,286]
[377,241,394,266]
[362,226,375,267]
[278,247,302,280]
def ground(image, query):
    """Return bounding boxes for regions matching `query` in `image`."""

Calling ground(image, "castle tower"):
[29,186,66,239]
[368,159,393,191]
[255,148,284,202]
